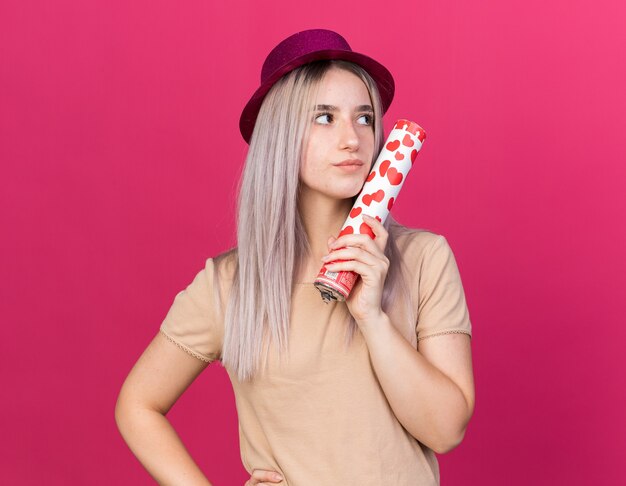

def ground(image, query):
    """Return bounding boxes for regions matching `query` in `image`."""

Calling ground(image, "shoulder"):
[394,226,445,260]
[397,227,442,248]
[211,247,238,284]
[393,227,462,282]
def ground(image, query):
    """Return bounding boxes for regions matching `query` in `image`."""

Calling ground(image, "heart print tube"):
[313,119,427,303]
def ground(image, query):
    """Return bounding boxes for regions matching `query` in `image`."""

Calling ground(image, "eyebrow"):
[312,104,374,112]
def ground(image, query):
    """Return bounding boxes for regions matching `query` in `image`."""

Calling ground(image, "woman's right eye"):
[314,113,332,124]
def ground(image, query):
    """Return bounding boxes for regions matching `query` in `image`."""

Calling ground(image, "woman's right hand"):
[244,468,284,485]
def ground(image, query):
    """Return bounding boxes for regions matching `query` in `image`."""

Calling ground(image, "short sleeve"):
[416,235,473,342]
[159,258,223,363]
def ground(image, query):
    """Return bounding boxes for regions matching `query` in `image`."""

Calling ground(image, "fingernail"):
[274,473,283,480]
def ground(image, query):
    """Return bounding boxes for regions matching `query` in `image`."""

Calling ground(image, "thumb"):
[327,235,336,246]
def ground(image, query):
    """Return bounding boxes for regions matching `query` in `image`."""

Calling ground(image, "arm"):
[115,331,214,485]
[359,313,474,454]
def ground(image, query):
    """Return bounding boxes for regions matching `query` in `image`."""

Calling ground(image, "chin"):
[340,185,364,200]
[313,177,367,200]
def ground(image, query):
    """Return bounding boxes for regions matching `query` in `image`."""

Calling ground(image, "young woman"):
[115,29,475,486]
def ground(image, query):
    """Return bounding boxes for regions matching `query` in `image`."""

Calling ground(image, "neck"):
[296,188,355,282]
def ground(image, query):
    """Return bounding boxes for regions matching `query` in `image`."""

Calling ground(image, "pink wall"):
[1,0,624,484]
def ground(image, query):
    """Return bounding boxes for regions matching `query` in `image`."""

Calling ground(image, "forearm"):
[115,406,213,486]
[359,312,469,453]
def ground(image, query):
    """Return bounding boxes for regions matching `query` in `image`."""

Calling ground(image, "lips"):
[334,158,364,166]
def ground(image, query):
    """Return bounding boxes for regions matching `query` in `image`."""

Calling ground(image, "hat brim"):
[239,49,395,144]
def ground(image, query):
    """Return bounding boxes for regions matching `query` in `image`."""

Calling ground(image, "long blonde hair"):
[214,60,415,382]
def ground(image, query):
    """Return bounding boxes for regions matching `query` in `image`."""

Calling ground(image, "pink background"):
[1,0,625,484]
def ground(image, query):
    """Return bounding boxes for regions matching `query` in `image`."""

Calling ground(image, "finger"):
[322,247,379,266]
[361,214,389,249]
[252,470,284,483]
[248,479,283,485]
[331,216,388,252]
[329,234,386,260]
[251,469,284,483]
[324,259,375,278]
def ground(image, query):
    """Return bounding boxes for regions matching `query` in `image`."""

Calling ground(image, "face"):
[299,67,375,200]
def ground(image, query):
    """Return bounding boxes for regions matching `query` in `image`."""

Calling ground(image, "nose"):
[339,119,359,150]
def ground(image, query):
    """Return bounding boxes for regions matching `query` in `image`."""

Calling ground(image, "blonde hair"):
[214,60,416,382]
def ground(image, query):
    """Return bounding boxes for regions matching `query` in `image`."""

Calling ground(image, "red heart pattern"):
[386,167,403,185]
[350,207,362,218]
[360,222,376,239]
[402,133,414,147]
[379,159,391,177]
[339,226,354,237]
[386,140,400,151]
[362,189,385,206]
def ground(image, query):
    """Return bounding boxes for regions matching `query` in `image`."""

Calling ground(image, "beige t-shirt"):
[159,230,472,485]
